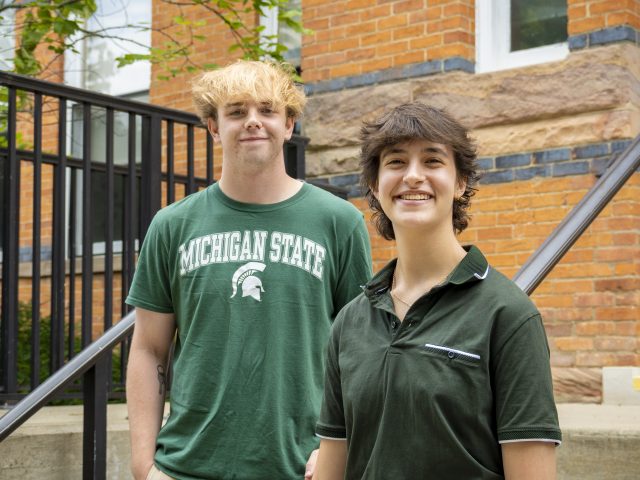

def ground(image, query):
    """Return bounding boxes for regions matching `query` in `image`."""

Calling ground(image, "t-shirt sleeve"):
[316,314,347,439]
[332,214,372,317]
[493,313,562,444]
[125,213,174,313]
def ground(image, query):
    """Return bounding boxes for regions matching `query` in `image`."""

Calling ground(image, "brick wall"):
[569,0,640,35]
[302,0,475,83]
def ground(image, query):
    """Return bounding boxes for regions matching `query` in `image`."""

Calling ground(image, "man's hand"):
[304,449,319,479]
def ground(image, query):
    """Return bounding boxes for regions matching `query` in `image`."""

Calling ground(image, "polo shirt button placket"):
[391,319,399,336]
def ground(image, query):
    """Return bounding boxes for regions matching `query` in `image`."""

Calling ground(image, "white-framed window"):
[476,0,569,73]
[64,0,150,256]
[259,0,302,70]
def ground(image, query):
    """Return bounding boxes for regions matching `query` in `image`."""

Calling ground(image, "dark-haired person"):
[313,103,561,480]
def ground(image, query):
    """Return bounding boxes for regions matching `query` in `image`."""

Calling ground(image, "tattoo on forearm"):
[157,365,166,395]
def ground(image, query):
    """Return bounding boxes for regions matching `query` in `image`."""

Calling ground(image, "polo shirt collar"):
[363,245,490,300]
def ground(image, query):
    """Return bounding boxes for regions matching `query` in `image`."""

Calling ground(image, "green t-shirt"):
[126,182,372,479]
[317,246,561,479]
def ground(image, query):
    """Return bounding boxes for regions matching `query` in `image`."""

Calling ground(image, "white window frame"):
[260,5,279,43]
[475,0,569,74]
[259,2,301,67]
[0,7,15,70]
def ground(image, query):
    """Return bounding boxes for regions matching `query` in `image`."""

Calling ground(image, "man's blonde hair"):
[192,60,306,124]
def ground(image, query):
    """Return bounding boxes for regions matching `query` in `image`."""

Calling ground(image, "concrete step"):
[1,403,639,479]
[0,403,132,479]
[556,403,640,480]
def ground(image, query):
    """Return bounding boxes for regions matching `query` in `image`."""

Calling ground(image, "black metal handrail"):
[0,72,198,123]
[0,311,135,442]
[514,134,640,294]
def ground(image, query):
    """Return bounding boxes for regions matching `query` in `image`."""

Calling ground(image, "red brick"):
[569,16,606,34]
[378,14,408,30]
[361,4,391,21]
[376,40,409,56]
[594,336,637,351]
[554,337,594,351]
[409,34,443,49]
[392,24,425,41]
[362,31,392,47]
[331,12,360,27]
[595,306,638,321]
[589,0,629,15]
[393,0,425,14]
[595,278,640,292]
[576,321,616,336]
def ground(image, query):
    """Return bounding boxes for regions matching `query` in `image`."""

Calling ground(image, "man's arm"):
[312,439,347,480]
[502,442,557,480]
[126,307,176,480]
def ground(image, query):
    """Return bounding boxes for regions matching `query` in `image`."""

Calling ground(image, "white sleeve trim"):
[316,433,347,441]
[499,438,561,446]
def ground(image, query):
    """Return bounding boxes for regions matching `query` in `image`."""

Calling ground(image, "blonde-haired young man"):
[126,60,371,480]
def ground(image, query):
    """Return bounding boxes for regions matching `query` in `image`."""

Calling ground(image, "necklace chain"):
[390,270,413,307]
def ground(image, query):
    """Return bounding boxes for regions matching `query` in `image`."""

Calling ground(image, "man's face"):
[208,99,294,170]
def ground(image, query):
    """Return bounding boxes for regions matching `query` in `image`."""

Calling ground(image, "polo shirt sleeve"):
[492,313,562,444]
[316,313,347,439]
[125,212,174,313]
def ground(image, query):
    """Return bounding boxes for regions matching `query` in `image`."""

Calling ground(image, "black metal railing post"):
[1,86,19,398]
[82,355,109,480]
[51,98,67,371]
[30,93,43,389]
[284,135,309,179]
[140,114,162,239]
[82,102,93,348]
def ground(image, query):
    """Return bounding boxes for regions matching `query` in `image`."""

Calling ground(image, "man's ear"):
[284,116,295,141]
[207,118,220,142]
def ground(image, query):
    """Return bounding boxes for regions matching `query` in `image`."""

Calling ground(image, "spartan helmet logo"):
[230,262,267,302]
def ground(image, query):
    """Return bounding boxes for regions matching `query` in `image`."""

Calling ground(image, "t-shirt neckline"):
[209,181,310,212]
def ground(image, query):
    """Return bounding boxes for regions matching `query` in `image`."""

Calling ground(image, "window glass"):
[65,0,151,95]
[476,0,569,73]
[511,0,568,52]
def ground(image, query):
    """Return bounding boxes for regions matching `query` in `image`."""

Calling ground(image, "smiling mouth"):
[398,193,433,200]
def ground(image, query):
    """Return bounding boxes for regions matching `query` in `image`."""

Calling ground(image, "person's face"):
[208,99,294,169]
[373,139,465,235]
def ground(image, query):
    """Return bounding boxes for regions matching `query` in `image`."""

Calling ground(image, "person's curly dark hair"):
[360,103,479,240]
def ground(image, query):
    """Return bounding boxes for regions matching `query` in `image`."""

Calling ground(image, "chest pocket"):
[420,343,481,367]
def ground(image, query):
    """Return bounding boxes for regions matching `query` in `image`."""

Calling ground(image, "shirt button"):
[392,321,398,329]
[448,351,455,359]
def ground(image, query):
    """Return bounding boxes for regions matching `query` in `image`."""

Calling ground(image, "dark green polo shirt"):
[316,246,561,479]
